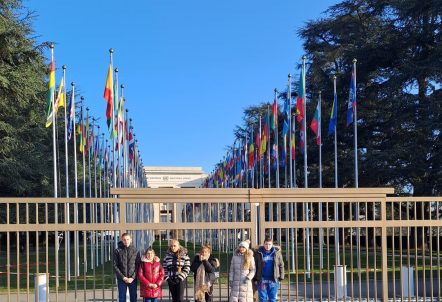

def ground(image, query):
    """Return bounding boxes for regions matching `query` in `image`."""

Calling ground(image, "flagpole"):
[62,65,72,280]
[94,125,100,267]
[259,115,263,189]
[292,113,296,188]
[100,133,104,198]
[333,75,340,265]
[318,91,324,269]
[124,108,128,188]
[87,110,93,270]
[352,58,362,286]
[290,112,296,273]
[87,108,92,199]
[49,44,58,198]
[267,106,271,188]
[301,55,311,276]
[288,74,293,188]
[63,65,69,199]
[49,43,60,288]
[353,58,358,188]
[71,82,80,277]
[81,99,86,199]
[274,88,280,189]
[113,66,118,190]
[95,125,99,198]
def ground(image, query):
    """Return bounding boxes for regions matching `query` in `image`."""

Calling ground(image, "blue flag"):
[346,70,356,125]
[328,92,338,135]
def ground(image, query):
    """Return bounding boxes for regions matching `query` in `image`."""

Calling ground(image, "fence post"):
[249,189,258,247]
[34,273,48,302]
[381,197,388,302]
[119,199,126,235]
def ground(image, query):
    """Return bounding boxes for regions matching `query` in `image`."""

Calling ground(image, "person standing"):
[229,240,256,302]
[256,237,284,302]
[190,244,220,302]
[163,239,191,302]
[138,247,164,302]
[113,233,140,302]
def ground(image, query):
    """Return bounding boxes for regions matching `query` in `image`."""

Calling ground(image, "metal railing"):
[0,188,441,301]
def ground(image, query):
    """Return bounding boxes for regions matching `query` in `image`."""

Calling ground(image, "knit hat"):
[239,240,249,250]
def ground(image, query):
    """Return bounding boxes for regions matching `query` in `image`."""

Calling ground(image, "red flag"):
[103,64,113,129]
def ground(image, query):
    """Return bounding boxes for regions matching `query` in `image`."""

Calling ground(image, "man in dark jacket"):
[256,237,284,302]
[113,233,140,302]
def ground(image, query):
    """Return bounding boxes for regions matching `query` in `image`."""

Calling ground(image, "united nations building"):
[143,166,207,239]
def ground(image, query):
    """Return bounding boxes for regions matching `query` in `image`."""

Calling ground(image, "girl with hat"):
[229,240,255,302]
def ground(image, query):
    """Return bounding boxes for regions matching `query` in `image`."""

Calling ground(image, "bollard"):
[34,273,48,302]
[334,265,347,299]
[401,265,414,298]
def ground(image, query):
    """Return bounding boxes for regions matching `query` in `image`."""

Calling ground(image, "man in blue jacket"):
[256,236,284,302]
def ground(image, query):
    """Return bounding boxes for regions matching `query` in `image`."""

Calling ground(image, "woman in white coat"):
[229,241,255,302]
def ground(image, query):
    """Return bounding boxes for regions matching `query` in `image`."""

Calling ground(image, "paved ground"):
[1,279,441,302]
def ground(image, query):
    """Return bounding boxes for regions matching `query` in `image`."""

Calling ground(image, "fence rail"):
[0,188,441,302]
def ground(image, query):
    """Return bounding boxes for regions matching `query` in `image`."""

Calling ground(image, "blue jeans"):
[117,278,137,302]
[144,299,158,302]
[258,280,279,302]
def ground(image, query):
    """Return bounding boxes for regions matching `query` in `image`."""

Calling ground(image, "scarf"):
[195,262,211,302]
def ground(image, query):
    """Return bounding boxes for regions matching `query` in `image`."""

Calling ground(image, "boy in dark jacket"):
[113,233,140,302]
[256,237,284,302]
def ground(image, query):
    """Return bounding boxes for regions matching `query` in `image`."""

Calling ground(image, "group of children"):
[113,233,284,302]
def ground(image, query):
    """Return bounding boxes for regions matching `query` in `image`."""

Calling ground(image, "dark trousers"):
[117,278,137,302]
[168,280,185,302]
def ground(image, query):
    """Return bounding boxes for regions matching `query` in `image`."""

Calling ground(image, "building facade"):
[143,166,207,239]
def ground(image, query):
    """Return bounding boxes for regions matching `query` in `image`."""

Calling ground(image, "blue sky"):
[26,0,340,174]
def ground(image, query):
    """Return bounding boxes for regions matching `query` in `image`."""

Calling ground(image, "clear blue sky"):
[26,0,340,174]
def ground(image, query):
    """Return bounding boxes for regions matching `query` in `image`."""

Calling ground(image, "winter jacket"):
[190,254,219,280]
[138,256,165,298]
[229,249,255,302]
[190,254,219,290]
[251,248,262,283]
[162,247,191,283]
[256,245,284,282]
[113,241,140,281]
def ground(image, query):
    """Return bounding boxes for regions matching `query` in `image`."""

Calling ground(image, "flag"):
[78,123,83,153]
[296,69,305,123]
[281,97,290,168]
[255,129,261,161]
[112,69,119,138]
[291,115,296,158]
[300,120,305,154]
[103,63,113,130]
[260,113,268,157]
[347,69,356,125]
[117,96,125,145]
[54,77,65,114]
[128,127,135,162]
[67,90,75,140]
[45,57,55,127]
[271,97,278,130]
[328,91,338,135]
[310,99,321,145]
[248,131,255,169]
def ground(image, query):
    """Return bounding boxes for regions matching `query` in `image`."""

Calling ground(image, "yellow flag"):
[54,78,65,113]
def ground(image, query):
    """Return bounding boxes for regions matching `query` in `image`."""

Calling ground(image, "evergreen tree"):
[298,0,442,195]
[0,0,52,196]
